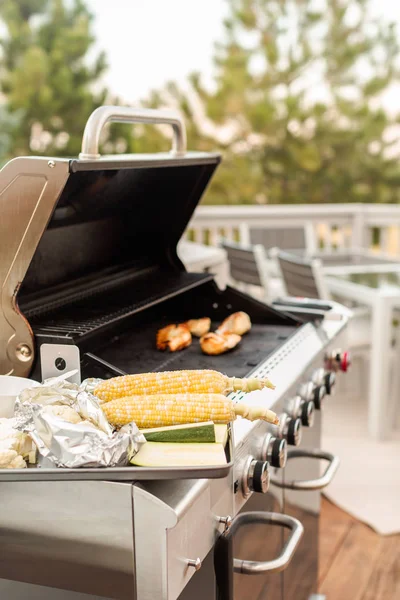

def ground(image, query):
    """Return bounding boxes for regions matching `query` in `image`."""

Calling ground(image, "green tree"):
[143,0,400,204]
[0,0,108,158]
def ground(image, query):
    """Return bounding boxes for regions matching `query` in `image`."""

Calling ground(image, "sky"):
[87,0,228,103]
[87,0,400,107]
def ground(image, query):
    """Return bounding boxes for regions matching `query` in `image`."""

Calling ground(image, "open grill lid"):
[0,106,220,376]
[19,107,221,303]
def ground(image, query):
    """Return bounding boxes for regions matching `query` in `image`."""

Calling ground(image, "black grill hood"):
[19,153,220,307]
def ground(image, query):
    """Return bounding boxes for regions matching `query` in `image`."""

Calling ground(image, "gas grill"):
[0,106,351,600]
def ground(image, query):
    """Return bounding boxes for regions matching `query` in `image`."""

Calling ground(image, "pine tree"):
[0,0,108,158]
[144,0,400,205]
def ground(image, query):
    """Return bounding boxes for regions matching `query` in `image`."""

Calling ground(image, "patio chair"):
[271,249,398,402]
[240,222,317,279]
[241,221,317,254]
[220,240,277,302]
[271,249,329,299]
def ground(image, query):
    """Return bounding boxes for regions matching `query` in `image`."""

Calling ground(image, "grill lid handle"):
[79,105,187,160]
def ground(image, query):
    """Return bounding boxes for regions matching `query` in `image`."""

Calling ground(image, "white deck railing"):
[186,203,400,255]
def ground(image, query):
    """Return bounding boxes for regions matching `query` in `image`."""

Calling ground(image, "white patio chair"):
[272,249,399,403]
[220,240,276,302]
[240,222,317,280]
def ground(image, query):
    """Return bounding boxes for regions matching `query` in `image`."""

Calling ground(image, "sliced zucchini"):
[130,442,226,467]
[214,424,228,446]
[141,421,215,443]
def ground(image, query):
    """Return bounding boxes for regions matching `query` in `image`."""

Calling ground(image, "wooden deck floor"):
[318,497,400,599]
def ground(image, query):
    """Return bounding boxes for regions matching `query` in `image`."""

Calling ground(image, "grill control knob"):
[312,385,326,410]
[262,434,287,468]
[325,349,351,372]
[298,382,314,401]
[313,368,336,395]
[279,413,302,446]
[246,459,270,494]
[286,418,302,446]
[287,396,315,428]
[324,371,336,394]
[300,400,315,427]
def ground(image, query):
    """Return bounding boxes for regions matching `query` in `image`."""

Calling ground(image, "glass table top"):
[330,271,400,289]
[289,249,398,267]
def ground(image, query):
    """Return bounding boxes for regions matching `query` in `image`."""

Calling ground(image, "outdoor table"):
[178,240,229,288]
[325,270,400,441]
[289,248,400,274]
[315,249,400,275]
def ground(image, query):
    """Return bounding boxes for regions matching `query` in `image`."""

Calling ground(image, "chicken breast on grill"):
[156,324,192,352]
[185,317,211,337]
[216,311,251,336]
[200,332,242,355]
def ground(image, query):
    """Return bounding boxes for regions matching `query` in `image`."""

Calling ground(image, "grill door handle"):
[214,511,303,600]
[79,105,187,159]
[270,449,340,490]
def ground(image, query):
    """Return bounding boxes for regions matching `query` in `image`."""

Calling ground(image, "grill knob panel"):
[247,459,270,494]
[300,400,315,427]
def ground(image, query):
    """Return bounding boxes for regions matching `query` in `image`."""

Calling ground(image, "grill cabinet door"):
[177,489,284,600]
[282,418,321,600]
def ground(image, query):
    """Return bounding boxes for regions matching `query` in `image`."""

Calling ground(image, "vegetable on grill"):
[94,369,275,402]
[102,393,279,428]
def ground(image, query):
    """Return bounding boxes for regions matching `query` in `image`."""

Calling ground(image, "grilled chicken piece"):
[216,311,251,336]
[156,324,192,352]
[185,317,211,337]
[200,332,242,355]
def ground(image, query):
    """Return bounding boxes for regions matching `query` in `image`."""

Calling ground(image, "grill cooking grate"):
[30,272,210,338]
[96,321,296,379]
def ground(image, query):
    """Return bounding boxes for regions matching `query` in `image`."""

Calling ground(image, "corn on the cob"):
[102,393,279,428]
[95,369,275,403]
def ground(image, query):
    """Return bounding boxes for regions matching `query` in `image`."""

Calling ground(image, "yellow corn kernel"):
[102,393,279,428]
[95,370,274,403]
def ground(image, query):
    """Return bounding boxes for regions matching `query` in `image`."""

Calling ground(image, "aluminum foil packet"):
[14,372,145,469]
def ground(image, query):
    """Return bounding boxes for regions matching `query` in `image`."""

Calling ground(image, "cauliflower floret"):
[42,405,82,424]
[0,447,18,468]
[0,418,32,456]
[7,454,27,469]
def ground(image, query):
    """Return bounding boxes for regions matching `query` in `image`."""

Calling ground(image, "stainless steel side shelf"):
[0,425,234,482]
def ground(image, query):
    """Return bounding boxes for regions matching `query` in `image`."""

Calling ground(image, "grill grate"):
[31,272,210,339]
[96,321,297,379]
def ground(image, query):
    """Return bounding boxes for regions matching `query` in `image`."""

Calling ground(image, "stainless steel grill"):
[0,106,351,600]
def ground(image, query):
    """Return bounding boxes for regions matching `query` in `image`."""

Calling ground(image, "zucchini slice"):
[130,442,226,467]
[141,421,216,443]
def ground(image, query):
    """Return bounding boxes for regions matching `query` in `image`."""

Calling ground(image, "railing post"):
[351,205,366,249]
